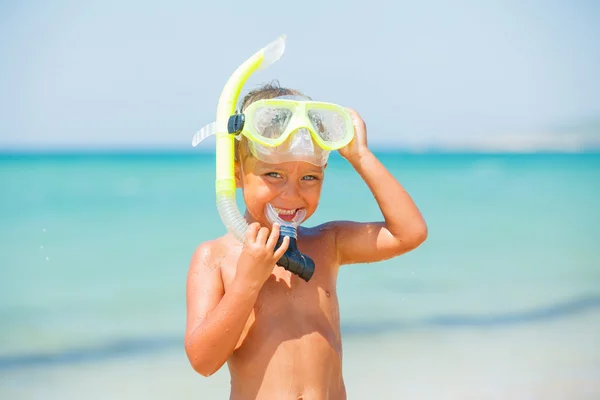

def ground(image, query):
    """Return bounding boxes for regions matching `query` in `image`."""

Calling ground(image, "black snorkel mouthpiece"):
[275,225,315,282]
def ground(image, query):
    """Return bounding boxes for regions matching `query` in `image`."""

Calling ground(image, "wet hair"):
[239,80,309,112]
[235,80,309,161]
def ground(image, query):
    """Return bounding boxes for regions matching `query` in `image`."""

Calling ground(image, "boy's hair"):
[235,81,309,161]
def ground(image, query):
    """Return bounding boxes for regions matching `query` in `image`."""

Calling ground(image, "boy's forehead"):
[250,158,324,173]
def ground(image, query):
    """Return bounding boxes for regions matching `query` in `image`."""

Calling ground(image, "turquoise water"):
[1,152,599,368]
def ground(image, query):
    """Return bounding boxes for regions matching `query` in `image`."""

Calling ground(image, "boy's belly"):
[228,327,345,400]
[227,295,345,400]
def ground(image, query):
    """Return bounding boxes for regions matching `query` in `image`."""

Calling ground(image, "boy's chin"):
[243,210,270,227]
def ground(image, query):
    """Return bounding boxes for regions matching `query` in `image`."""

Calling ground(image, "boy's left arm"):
[332,108,428,266]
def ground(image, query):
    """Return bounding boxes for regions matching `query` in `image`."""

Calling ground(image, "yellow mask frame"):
[227,98,355,151]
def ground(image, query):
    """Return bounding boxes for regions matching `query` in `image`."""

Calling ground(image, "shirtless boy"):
[185,38,427,400]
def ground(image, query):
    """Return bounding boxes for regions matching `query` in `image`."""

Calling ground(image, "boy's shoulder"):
[302,220,351,238]
[299,220,336,237]
[190,234,238,271]
[299,221,341,252]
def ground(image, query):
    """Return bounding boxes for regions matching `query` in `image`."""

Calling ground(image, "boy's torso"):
[214,225,346,400]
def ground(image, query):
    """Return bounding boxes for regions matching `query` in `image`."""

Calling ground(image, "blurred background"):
[1,0,599,398]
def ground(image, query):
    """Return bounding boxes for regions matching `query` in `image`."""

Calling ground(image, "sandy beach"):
[2,311,599,399]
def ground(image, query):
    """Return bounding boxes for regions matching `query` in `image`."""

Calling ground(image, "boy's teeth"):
[273,207,297,215]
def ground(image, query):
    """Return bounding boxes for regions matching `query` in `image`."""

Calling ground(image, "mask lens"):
[308,109,348,143]
[253,107,293,139]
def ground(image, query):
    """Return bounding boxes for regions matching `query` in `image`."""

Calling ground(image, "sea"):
[1,151,599,399]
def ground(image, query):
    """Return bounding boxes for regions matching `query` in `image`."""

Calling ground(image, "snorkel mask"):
[192,35,354,282]
[229,94,354,167]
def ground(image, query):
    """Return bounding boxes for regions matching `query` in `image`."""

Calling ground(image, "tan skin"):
[185,109,428,399]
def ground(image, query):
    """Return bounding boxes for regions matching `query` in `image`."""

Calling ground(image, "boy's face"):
[236,152,325,227]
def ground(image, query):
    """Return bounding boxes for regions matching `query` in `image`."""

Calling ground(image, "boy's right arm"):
[184,242,260,377]
[184,223,289,377]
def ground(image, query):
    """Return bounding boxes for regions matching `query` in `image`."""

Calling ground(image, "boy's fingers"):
[266,223,280,250]
[256,226,270,244]
[273,236,290,259]
[245,222,260,243]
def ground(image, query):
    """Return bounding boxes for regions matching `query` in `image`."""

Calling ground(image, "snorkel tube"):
[213,35,315,282]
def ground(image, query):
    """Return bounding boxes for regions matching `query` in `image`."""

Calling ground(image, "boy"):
[185,84,427,399]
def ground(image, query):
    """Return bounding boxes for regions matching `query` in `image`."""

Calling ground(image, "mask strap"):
[191,122,216,147]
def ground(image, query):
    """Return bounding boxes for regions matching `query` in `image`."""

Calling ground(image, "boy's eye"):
[265,172,282,178]
[302,175,319,181]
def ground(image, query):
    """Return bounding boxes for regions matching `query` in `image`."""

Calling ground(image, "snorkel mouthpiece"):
[275,234,315,282]
[265,204,315,281]
[208,34,316,282]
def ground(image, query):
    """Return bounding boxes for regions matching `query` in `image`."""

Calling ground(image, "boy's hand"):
[236,222,290,288]
[338,108,370,163]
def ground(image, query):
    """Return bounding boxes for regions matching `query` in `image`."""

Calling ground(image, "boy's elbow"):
[187,354,220,377]
[185,343,222,377]
[192,363,218,378]
[412,222,428,247]
[395,221,428,253]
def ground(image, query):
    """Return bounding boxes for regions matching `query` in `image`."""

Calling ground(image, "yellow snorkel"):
[197,35,315,281]
[213,35,286,243]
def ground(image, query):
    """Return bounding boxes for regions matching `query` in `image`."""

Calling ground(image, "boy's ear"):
[235,160,242,188]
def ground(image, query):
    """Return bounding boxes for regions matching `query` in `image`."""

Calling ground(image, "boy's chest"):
[220,245,342,354]
[220,246,340,323]
[255,270,337,317]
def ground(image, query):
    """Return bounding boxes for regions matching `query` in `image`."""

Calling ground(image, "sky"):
[1,0,599,151]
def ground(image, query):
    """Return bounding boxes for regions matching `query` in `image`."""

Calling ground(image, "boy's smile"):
[270,206,303,222]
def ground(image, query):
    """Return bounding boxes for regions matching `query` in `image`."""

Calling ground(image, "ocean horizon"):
[2,145,600,156]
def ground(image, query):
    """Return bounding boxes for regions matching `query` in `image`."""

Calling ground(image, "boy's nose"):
[279,182,301,200]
